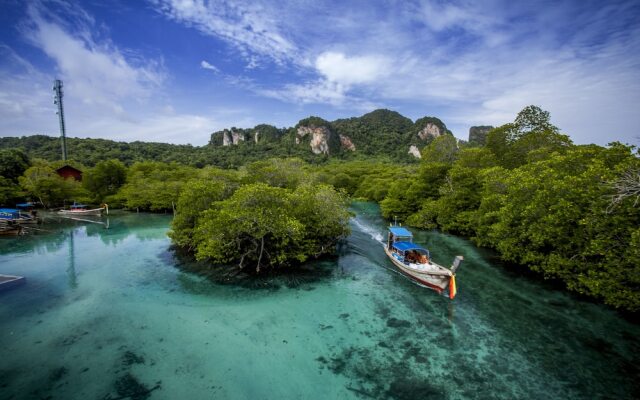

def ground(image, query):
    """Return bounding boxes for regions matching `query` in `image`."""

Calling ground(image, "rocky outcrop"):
[220,129,245,146]
[222,130,231,146]
[339,135,356,151]
[231,130,244,145]
[296,126,332,155]
[417,123,442,140]
[468,126,493,145]
[408,145,421,158]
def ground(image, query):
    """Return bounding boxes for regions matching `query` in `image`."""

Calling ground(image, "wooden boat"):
[384,226,463,299]
[0,222,23,236]
[0,208,36,226]
[58,203,106,216]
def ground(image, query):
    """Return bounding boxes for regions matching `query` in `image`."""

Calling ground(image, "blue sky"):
[0,0,638,146]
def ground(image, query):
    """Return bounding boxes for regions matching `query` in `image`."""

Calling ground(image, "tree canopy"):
[169,159,351,273]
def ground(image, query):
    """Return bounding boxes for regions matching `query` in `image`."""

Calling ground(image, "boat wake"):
[351,218,384,243]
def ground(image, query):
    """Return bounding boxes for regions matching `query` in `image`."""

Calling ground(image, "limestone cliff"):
[231,130,245,145]
[417,123,443,140]
[296,125,332,155]
[411,116,452,146]
[408,145,421,158]
[220,128,246,146]
[222,130,231,146]
[339,135,356,151]
[206,110,458,161]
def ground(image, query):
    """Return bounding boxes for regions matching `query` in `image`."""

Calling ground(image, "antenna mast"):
[53,79,67,161]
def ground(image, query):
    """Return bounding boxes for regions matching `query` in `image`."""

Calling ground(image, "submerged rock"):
[122,351,145,366]
[386,378,445,400]
[386,318,411,328]
[114,373,157,400]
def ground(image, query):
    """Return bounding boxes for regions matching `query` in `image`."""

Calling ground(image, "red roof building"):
[56,165,83,181]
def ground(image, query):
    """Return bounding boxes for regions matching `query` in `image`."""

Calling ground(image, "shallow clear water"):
[1,203,638,400]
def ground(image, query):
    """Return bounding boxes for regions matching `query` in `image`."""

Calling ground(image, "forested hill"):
[0,109,457,167]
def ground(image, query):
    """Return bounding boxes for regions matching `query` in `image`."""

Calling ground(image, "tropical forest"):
[2,1,640,399]
[2,106,638,311]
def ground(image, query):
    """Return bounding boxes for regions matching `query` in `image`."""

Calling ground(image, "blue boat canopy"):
[392,241,429,254]
[16,203,34,208]
[0,208,21,219]
[389,227,413,237]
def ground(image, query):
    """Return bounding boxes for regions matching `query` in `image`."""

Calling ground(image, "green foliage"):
[421,135,459,164]
[168,159,350,272]
[332,109,415,160]
[114,161,196,211]
[244,158,312,189]
[0,149,30,181]
[317,160,412,201]
[513,105,558,137]
[187,183,350,272]
[375,105,640,311]
[431,148,498,234]
[5,104,638,310]
[297,116,332,128]
[169,167,241,249]
[485,105,572,168]
[18,161,88,207]
[411,116,452,146]
[0,176,23,206]
[253,124,282,143]
[380,136,459,220]
[83,159,127,202]
[0,109,455,166]
[477,145,640,310]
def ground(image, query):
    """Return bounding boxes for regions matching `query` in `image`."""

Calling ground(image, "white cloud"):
[83,113,215,144]
[200,60,220,73]
[261,80,347,106]
[151,0,296,66]
[3,0,638,146]
[258,51,391,108]
[315,52,391,85]
[419,1,477,32]
[23,3,164,111]
[0,2,223,145]
[252,1,640,144]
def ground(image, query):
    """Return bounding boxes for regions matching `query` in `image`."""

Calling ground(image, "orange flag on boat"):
[449,275,457,299]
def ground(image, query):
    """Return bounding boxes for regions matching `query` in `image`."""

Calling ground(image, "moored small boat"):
[384,226,463,298]
[58,203,107,216]
[15,203,40,224]
[0,208,37,225]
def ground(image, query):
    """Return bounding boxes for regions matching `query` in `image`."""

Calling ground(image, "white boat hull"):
[58,208,104,216]
[384,247,452,293]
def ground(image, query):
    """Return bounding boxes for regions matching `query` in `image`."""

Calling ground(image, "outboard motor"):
[451,255,464,273]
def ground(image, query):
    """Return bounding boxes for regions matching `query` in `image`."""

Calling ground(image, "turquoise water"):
[1,203,638,400]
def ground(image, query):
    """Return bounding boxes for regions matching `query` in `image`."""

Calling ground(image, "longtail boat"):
[58,203,107,216]
[384,225,463,299]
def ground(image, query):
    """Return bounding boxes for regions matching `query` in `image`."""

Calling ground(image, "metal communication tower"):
[53,79,67,161]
